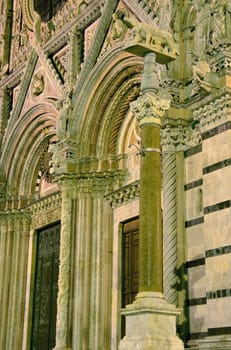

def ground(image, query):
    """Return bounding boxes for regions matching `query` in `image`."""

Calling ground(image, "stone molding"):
[106,180,140,208]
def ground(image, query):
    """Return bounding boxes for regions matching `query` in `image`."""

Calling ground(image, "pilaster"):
[161,118,200,340]
[71,175,116,350]
[0,210,31,350]
[51,159,122,350]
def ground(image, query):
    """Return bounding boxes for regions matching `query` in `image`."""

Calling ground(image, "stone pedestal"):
[119,292,184,350]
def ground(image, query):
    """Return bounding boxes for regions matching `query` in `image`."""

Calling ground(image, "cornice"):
[0,63,26,89]
[43,1,104,55]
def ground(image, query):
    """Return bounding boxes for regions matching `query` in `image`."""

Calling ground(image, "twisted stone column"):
[161,126,178,305]
[54,179,74,350]
[162,151,178,305]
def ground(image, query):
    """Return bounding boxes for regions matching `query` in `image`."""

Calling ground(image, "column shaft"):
[139,123,162,292]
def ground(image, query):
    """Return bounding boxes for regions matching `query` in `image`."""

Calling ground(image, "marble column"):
[162,125,178,306]
[119,53,184,350]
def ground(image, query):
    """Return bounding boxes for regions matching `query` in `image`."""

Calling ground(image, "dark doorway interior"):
[31,223,60,350]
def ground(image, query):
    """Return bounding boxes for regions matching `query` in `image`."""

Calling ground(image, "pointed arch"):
[72,44,143,159]
[0,101,57,198]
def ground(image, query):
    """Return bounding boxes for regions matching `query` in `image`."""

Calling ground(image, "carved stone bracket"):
[48,138,78,175]
[208,43,231,76]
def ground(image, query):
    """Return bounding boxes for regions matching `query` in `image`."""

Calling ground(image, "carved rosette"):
[130,93,170,126]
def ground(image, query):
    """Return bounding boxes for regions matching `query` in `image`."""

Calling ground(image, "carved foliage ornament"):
[130,93,170,126]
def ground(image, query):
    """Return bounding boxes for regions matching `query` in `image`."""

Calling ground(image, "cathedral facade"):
[0,1,231,349]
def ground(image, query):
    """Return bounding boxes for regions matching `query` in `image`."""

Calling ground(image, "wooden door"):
[31,223,60,350]
[121,218,139,336]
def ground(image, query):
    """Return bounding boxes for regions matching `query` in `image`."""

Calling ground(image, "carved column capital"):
[161,120,202,152]
[131,93,170,127]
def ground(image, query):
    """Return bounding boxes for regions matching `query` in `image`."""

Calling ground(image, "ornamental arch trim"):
[72,44,143,159]
[1,102,57,198]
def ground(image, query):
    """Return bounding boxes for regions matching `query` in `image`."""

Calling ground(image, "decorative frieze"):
[193,93,231,132]
[106,180,140,208]
[30,192,61,229]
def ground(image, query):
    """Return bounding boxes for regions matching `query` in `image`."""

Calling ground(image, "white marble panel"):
[186,224,205,262]
[204,208,231,251]
[189,305,207,333]
[207,297,231,328]
[202,130,231,167]
[185,153,203,185]
[188,265,206,299]
[203,167,231,207]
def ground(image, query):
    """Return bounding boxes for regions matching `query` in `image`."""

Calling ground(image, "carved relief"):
[161,120,202,152]
[111,9,129,42]
[121,13,179,61]
[210,0,231,45]
[31,192,61,229]
[31,73,45,96]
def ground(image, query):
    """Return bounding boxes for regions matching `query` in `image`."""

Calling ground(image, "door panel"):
[31,224,60,350]
[121,218,139,337]
[122,218,139,307]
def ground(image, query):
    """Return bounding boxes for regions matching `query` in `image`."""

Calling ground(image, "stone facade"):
[0,1,230,349]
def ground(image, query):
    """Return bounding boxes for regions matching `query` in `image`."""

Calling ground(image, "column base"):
[119,292,184,350]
